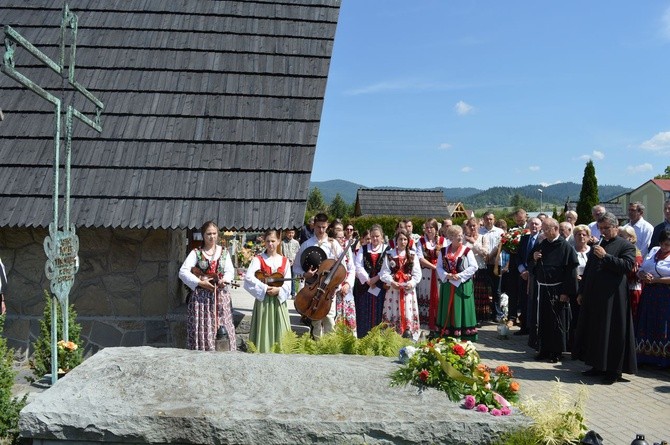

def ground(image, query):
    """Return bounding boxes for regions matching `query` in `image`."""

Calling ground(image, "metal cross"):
[1,4,104,383]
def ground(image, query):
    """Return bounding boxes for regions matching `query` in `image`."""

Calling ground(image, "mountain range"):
[309,179,631,209]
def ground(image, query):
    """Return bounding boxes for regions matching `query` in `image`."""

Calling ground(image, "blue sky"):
[312,1,670,190]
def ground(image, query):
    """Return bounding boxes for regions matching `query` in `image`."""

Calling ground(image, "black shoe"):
[601,373,621,385]
[513,329,528,336]
[402,330,412,339]
[215,326,227,340]
[581,368,605,377]
[550,354,561,363]
[534,353,550,361]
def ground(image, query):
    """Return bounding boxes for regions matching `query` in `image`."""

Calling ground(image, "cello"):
[294,238,355,321]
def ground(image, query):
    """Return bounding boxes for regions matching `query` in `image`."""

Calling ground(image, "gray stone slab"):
[20,347,529,444]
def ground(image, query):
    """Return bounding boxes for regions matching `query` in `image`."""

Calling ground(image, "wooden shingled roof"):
[0,0,340,230]
[354,188,451,219]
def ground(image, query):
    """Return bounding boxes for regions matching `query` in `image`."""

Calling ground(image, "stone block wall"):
[0,226,188,360]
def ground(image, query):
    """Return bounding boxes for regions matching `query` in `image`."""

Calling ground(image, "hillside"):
[309,180,631,208]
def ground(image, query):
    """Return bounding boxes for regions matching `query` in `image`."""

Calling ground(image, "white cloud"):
[640,131,670,151]
[345,79,470,96]
[455,100,474,115]
[439,143,452,150]
[661,7,670,40]
[577,150,606,161]
[529,165,540,171]
[627,163,653,174]
[461,166,473,173]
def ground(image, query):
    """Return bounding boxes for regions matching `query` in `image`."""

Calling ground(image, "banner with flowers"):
[390,337,519,415]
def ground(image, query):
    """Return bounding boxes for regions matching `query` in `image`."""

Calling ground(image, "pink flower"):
[491,408,502,416]
[463,395,476,409]
[475,404,489,413]
[501,407,512,416]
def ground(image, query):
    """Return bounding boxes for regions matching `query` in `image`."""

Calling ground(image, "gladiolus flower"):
[482,372,490,383]
[509,381,520,392]
[501,407,512,416]
[491,408,502,416]
[476,404,489,413]
[418,369,430,382]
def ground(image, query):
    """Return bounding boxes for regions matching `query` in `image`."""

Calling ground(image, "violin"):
[294,238,355,321]
[254,270,302,288]
[190,267,240,288]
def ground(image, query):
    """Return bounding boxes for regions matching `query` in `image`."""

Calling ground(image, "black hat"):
[301,246,326,271]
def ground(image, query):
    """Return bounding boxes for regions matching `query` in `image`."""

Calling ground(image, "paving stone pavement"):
[12,287,670,444]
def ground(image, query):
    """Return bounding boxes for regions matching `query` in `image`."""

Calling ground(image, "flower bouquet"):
[390,337,519,414]
[500,227,529,254]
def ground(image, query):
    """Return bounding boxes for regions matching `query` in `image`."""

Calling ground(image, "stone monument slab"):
[20,347,529,444]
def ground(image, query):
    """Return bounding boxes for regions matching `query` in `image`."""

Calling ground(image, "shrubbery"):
[0,315,26,445]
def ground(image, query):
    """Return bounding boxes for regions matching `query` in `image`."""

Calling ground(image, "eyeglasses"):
[345,227,354,231]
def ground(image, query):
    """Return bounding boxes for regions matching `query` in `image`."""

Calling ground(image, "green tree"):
[328,193,349,219]
[0,315,26,444]
[654,165,670,179]
[510,194,538,212]
[31,290,84,379]
[306,187,327,213]
[576,160,599,225]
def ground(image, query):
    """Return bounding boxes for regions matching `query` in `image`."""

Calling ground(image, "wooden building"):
[0,0,340,356]
[354,189,451,219]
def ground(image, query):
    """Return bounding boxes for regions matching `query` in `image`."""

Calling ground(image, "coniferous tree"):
[0,315,26,444]
[328,193,349,219]
[576,160,599,225]
[31,290,83,379]
[306,187,327,213]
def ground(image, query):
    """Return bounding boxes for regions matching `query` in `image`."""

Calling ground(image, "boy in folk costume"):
[293,213,353,339]
[380,229,422,341]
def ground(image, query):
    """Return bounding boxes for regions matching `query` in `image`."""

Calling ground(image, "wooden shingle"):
[0,0,340,230]
[354,189,452,219]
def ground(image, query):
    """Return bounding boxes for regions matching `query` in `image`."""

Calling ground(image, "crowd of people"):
[178,201,670,384]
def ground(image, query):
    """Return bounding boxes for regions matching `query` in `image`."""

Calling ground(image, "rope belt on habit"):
[536,281,562,287]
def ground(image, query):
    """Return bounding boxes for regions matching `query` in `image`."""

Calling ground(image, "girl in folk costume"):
[178,221,237,351]
[354,224,388,338]
[380,229,422,341]
[464,217,491,322]
[333,229,357,335]
[416,218,446,333]
[243,229,292,353]
[437,225,479,341]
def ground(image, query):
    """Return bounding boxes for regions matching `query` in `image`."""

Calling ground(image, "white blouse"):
[640,246,670,278]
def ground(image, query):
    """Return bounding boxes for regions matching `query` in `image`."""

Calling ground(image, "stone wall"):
[0,227,188,360]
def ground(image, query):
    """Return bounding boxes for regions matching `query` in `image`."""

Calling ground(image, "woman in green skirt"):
[243,229,292,352]
[436,225,479,341]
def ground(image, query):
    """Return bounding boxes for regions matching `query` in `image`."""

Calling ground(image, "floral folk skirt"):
[382,288,421,341]
[354,288,386,338]
[635,283,670,367]
[335,290,357,337]
[187,287,237,351]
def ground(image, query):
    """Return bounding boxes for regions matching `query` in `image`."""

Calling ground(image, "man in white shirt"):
[623,201,654,257]
[479,212,504,321]
[587,205,606,241]
[293,213,352,339]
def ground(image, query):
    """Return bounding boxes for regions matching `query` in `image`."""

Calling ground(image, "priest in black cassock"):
[529,218,578,363]
[574,212,637,385]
